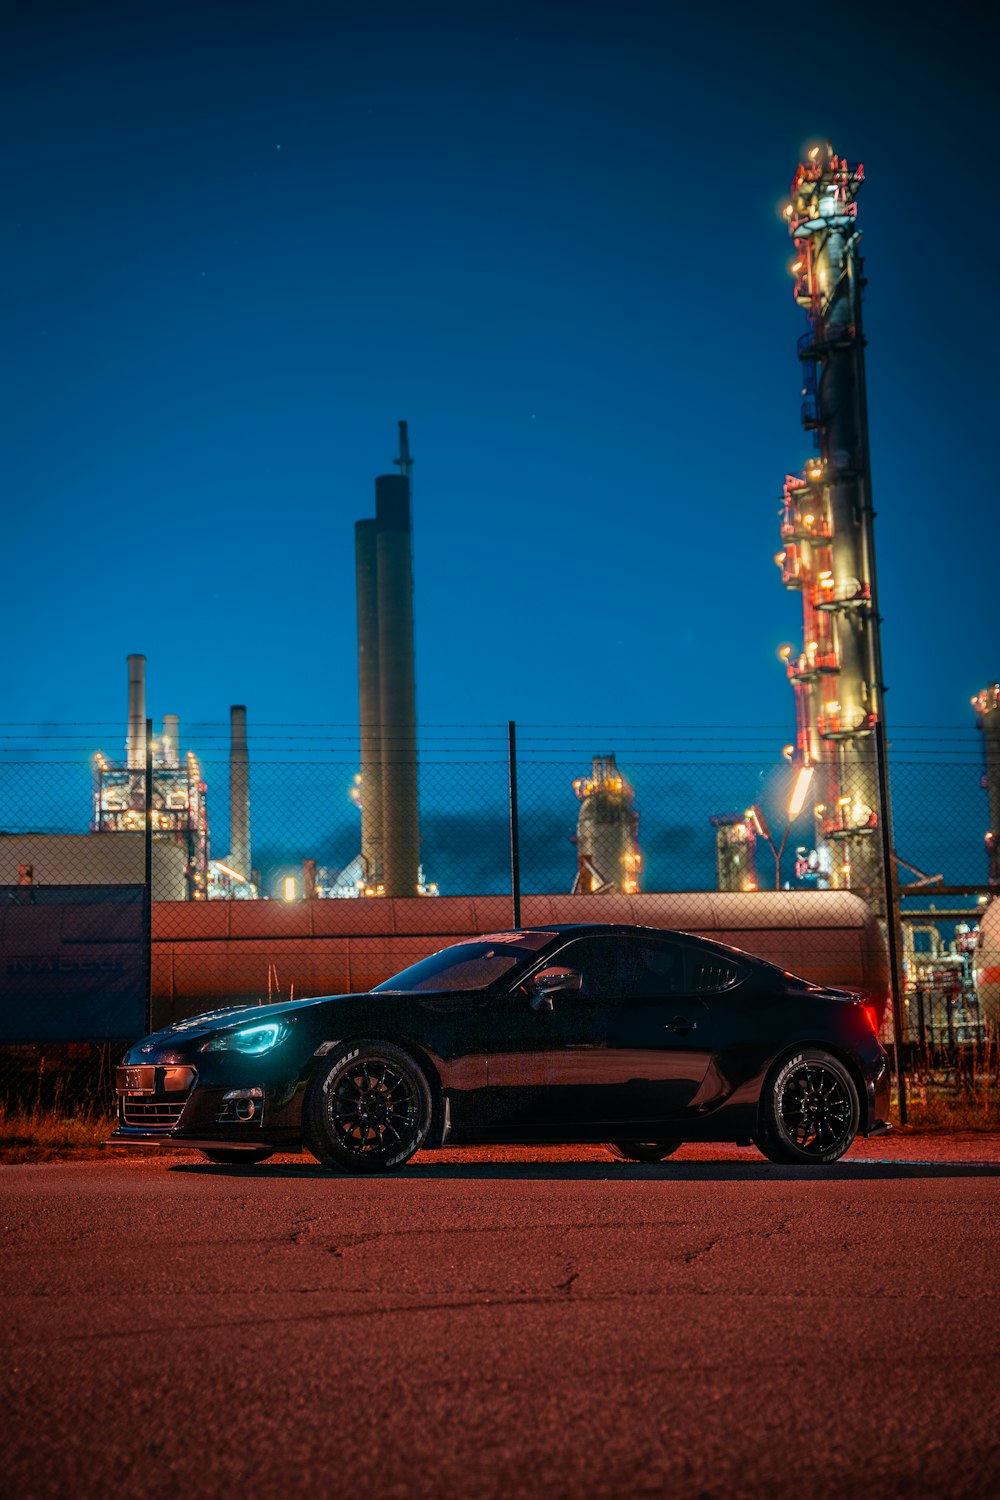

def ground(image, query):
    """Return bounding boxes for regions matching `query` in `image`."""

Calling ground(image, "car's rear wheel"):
[200,1148,275,1165]
[605,1141,681,1163]
[303,1039,432,1173]
[754,1049,859,1165]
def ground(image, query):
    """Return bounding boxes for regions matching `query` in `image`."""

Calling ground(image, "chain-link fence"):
[1,722,995,1116]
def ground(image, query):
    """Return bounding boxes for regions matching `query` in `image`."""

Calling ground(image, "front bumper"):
[111,1062,305,1149]
[106,1131,302,1152]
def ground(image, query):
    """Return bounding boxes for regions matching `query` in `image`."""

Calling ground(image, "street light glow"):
[787,766,815,819]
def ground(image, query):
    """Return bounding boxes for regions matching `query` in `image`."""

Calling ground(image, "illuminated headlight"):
[202,1022,290,1055]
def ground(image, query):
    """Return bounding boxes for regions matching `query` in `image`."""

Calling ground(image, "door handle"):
[665,1017,697,1034]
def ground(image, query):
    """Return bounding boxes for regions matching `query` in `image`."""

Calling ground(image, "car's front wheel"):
[303,1039,432,1173]
[754,1049,860,1165]
[605,1141,681,1163]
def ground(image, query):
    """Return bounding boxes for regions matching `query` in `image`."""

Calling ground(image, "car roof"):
[512,923,732,946]
[512,924,766,967]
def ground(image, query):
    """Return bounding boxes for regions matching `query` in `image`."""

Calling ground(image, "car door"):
[480,934,634,1131]
[601,935,717,1125]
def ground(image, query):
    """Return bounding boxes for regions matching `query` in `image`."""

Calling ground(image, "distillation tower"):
[571,755,641,894]
[776,144,883,894]
[973,684,1000,887]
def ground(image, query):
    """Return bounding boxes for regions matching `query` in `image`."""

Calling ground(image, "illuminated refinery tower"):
[776,143,884,894]
[354,422,421,898]
[973,684,1000,886]
[92,654,210,899]
[571,755,641,894]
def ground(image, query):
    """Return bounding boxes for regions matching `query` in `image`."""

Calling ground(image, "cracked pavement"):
[2,1140,998,1499]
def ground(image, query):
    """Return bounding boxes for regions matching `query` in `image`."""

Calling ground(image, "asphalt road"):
[2,1142,999,1500]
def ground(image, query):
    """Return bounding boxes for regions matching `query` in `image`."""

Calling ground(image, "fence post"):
[874,718,907,1123]
[144,717,153,1036]
[507,720,521,929]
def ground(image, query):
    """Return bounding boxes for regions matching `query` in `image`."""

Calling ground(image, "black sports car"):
[110,923,891,1170]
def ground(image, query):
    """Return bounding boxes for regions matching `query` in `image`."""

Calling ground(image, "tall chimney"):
[355,519,383,888]
[161,713,180,768]
[376,471,419,897]
[229,705,251,883]
[126,654,147,769]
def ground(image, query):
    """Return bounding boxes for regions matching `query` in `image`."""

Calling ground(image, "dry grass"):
[0,1102,117,1164]
[893,1083,1000,1131]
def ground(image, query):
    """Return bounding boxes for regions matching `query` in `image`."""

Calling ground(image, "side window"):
[683,946,747,993]
[551,936,631,1000]
[633,939,684,997]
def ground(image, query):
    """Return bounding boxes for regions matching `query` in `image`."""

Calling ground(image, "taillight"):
[861,1004,879,1035]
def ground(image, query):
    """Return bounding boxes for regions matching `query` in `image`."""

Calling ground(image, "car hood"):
[137,991,362,1048]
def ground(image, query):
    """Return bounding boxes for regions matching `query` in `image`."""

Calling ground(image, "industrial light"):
[745,806,771,841]
[809,146,820,161]
[778,644,793,661]
[787,766,815,819]
[282,876,297,902]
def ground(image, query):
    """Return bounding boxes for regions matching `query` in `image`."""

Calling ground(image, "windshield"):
[374,931,556,994]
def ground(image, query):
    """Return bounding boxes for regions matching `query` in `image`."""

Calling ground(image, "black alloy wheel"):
[755,1049,860,1165]
[303,1039,432,1173]
[200,1148,275,1165]
[605,1141,681,1163]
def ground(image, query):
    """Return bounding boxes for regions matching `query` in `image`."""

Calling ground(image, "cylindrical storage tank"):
[375,473,419,899]
[229,705,251,884]
[354,518,383,889]
[126,654,147,769]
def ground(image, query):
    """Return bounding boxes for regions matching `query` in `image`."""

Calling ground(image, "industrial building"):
[91,656,209,900]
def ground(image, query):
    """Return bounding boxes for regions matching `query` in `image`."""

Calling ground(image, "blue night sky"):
[4,0,995,749]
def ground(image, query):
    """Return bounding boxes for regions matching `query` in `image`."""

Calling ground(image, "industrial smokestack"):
[229,705,251,884]
[162,713,180,768]
[126,654,147,769]
[355,519,384,889]
[375,471,419,898]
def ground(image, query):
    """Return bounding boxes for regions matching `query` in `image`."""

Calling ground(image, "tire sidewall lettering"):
[322,1047,360,1095]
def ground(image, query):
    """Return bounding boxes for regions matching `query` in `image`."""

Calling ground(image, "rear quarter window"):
[683,949,747,993]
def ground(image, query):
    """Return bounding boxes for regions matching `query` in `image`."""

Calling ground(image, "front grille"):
[120,1099,187,1128]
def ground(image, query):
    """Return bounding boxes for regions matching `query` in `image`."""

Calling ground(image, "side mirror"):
[530,967,582,1012]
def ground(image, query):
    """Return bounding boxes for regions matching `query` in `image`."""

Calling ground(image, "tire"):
[303,1039,432,1174]
[754,1049,860,1165]
[200,1148,275,1165]
[605,1141,681,1163]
